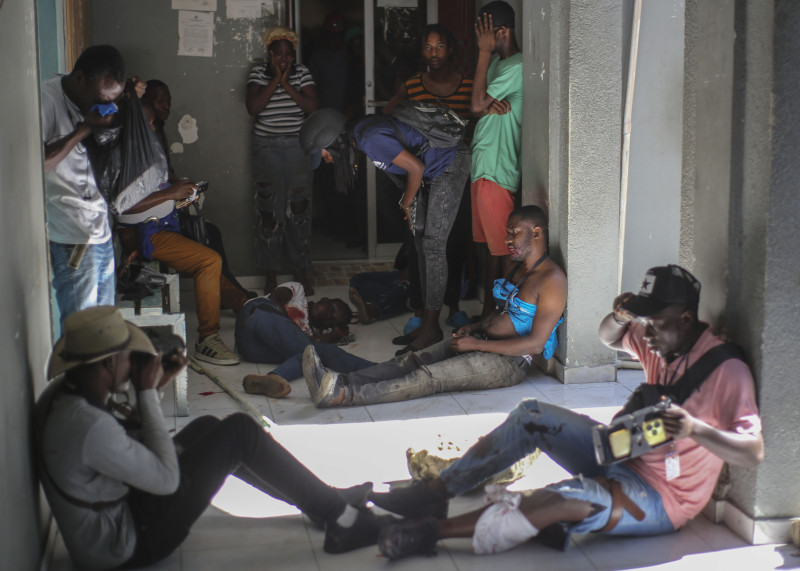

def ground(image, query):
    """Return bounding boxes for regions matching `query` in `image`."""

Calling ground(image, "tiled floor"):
[48,281,796,571]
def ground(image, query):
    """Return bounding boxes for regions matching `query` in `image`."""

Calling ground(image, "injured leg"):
[378,486,594,560]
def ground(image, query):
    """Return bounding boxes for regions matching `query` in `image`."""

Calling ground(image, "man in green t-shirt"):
[470,0,523,320]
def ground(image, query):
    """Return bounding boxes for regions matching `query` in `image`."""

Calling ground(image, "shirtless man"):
[302,205,567,407]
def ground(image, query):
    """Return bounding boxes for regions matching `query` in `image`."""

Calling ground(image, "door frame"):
[363,0,437,259]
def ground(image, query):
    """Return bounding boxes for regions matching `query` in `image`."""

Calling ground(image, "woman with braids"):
[246,27,319,294]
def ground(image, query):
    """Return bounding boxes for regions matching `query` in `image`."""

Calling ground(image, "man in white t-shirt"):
[41,45,137,325]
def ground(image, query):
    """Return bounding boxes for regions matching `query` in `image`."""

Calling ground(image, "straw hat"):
[262,26,298,50]
[47,306,156,379]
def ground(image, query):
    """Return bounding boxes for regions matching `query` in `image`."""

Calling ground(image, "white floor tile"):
[574,527,710,570]
[444,538,594,571]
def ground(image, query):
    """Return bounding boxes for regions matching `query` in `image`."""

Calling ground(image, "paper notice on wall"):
[178,11,214,57]
[226,0,274,19]
[172,0,217,11]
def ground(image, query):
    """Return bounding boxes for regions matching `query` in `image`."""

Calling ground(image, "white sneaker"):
[195,333,240,366]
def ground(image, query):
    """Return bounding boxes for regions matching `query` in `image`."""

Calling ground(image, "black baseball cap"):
[622,265,701,317]
[479,1,515,29]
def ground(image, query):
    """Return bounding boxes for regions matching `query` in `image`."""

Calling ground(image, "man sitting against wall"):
[302,205,567,408]
[35,306,394,570]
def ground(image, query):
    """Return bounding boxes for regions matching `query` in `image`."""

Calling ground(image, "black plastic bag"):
[113,92,169,214]
[85,90,169,215]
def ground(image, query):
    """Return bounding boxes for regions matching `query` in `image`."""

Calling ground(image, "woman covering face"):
[245,27,320,295]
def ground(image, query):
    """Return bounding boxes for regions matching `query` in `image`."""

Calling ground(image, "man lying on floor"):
[236,281,374,398]
[368,264,763,560]
[302,205,567,407]
[35,306,392,570]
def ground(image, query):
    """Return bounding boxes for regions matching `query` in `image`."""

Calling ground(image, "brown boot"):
[242,373,291,399]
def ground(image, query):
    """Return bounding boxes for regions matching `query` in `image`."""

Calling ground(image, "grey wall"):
[37,0,62,80]
[0,1,58,569]
[725,0,800,527]
[91,0,284,276]
[620,0,684,291]
[530,0,623,382]
[520,0,550,210]
[680,0,735,327]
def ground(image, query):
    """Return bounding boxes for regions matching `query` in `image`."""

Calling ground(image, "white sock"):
[336,504,359,528]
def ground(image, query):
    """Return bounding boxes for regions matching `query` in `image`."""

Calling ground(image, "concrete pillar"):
[680,0,736,326]
[721,0,800,544]
[522,0,623,383]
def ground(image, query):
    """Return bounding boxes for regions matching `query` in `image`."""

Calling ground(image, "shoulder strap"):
[667,343,745,404]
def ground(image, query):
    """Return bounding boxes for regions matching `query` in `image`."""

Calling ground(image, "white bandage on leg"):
[472,484,539,555]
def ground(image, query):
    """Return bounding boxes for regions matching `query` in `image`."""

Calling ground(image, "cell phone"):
[176,181,209,209]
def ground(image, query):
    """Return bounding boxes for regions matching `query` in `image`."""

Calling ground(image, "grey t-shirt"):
[40,388,179,570]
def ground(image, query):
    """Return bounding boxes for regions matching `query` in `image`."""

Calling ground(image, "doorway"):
[301,0,438,261]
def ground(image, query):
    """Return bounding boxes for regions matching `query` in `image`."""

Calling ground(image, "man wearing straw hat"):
[35,306,392,570]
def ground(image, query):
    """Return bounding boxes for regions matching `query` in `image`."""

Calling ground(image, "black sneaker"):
[378,517,439,560]
[323,507,397,554]
[305,482,374,530]
[369,480,449,520]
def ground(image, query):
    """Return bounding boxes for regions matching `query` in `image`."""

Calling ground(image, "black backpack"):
[390,101,466,149]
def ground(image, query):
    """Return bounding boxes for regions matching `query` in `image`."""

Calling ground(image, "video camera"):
[142,327,185,365]
[591,399,673,465]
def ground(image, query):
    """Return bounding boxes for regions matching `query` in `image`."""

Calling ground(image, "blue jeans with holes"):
[439,398,675,537]
[252,135,313,270]
[336,338,527,406]
[234,300,374,381]
[49,239,115,326]
[414,146,471,311]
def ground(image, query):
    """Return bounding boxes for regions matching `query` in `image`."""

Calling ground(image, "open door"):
[363,0,436,259]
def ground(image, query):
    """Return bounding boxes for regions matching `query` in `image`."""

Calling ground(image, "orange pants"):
[150,231,248,338]
[471,178,514,256]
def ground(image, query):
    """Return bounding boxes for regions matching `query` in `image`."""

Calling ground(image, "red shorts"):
[471,178,514,256]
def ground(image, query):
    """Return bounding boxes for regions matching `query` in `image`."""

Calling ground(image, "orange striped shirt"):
[404,72,473,119]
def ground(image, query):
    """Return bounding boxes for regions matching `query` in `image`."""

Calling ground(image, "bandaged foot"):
[472,484,539,555]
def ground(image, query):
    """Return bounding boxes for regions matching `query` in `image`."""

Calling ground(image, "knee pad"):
[472,484,539,555]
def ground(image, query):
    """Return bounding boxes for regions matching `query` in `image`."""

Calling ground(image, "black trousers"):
[122,414,344,568]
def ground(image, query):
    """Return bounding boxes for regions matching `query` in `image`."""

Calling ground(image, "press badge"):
[665,451,680,481]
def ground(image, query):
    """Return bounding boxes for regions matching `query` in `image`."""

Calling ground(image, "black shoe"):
[392,332,418,346]
[369,480,449,520]
[323,507,397,554]
[378,517,439,560]
[305,482,375,530]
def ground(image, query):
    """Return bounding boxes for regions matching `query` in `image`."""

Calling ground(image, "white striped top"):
[248,63,315,137]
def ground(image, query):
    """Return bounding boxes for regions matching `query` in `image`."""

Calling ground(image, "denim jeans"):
[234,300,374,381]
[49,239,115,326]
[252,135,313,270]
[439,399,675,537]
[337,338,527,406]
[349,270,409,319]
[123,414,345,568]
[414,146,471,311]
